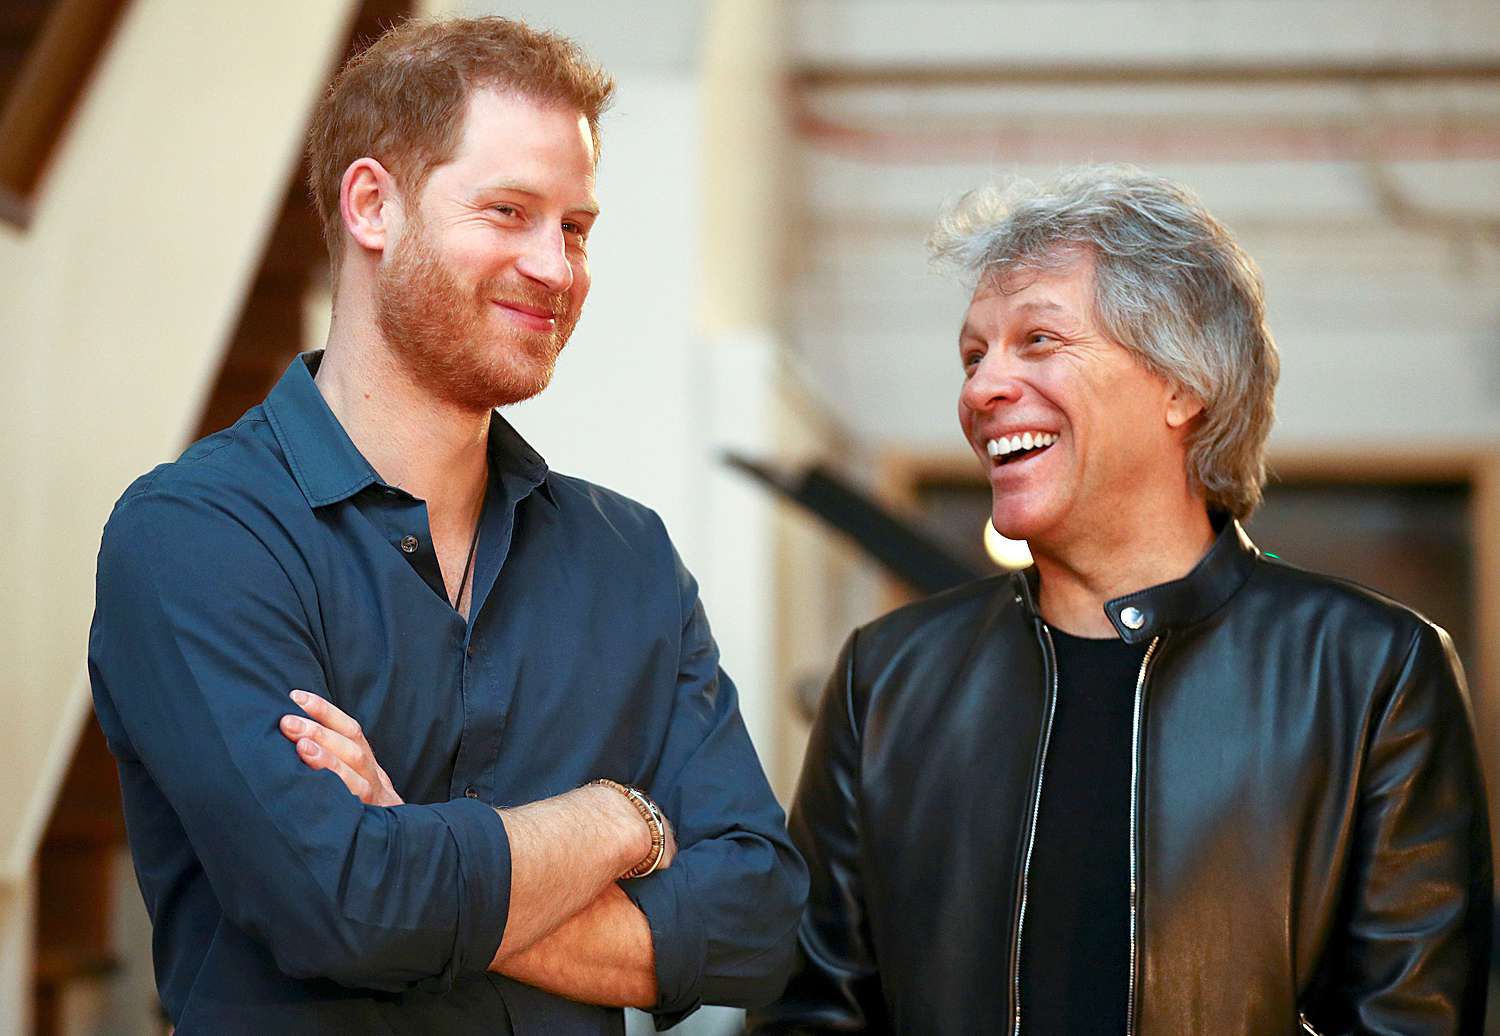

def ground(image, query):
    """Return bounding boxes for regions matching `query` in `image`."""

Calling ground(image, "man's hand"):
[279,689,404,806]
[280,690,684,1004]
[280,690,678,872]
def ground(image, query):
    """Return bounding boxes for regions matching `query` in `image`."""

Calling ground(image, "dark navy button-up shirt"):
[88,353,807,1035]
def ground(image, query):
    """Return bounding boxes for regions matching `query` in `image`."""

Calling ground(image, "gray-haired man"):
[750,166,1491,1035]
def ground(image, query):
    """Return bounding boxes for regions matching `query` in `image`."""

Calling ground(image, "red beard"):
[375,224,578,412]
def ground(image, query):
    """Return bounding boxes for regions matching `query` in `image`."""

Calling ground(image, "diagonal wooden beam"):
[0,0,132,228]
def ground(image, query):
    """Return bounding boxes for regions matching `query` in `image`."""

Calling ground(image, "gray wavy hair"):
[929,164,1279,519]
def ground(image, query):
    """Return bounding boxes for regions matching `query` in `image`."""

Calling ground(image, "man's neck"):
[314,320,490,527]
[1031,497,1216,639]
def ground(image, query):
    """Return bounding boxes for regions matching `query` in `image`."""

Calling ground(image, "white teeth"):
[986,432,1057,459]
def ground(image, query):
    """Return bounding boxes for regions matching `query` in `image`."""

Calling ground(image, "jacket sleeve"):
[747,630,893,1034]
[88,489,511,992]
[619,550,809,1029]
[1312,622,1492,1035]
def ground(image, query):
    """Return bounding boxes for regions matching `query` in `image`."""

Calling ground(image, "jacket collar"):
[264,351,555,509]
[1015,512,1260,644]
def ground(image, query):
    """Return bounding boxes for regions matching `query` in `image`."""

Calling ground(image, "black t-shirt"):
[1018,627,1149,1035]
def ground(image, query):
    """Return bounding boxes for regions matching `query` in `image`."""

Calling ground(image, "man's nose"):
[515,224,573,293]
[960,351,1024,412]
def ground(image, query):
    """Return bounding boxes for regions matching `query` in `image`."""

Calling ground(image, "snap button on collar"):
[1120,605,1146,630]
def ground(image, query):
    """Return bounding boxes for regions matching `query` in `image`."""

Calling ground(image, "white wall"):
[0,874,35,1036]
[795,0,1500,66]
[505,74,708,558]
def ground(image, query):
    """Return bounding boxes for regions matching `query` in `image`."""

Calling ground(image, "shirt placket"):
[369,489,484,802]
[380,491,450,605]
[446,474,528,805]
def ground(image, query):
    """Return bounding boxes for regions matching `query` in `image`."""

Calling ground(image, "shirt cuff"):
[621,865,705,1027]
[428,797,511,984]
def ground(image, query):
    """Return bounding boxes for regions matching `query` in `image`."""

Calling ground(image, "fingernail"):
[283,716,305,734]
[299,740,319,757]
[290,689,308,705]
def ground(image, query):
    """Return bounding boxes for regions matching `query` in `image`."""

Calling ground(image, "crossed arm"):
[92,491,805,1018]
[279,690,671,1007]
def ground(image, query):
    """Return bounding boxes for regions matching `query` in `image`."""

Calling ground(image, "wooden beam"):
[792,59,1500,93]
[0,0,132,223]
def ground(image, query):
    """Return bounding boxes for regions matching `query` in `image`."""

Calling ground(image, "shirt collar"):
[1014,511,1260,644]
[487,407,555,506]
[264,351,555,509]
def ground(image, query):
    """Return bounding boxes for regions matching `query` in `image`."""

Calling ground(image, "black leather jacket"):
[751,519,1491,1035]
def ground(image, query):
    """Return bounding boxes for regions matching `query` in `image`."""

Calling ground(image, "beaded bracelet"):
[589,778,667,879]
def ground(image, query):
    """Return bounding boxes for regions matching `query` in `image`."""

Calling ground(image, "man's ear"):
[1165,384,1206,430]
[339,158,400,256]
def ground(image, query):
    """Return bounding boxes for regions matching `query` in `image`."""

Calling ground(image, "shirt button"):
[399,535,419,554]
[466,643,475,658]
[1120,605,1146,630]
[464,787,479,799]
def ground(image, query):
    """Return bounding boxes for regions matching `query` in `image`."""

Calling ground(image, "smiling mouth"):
[492,301,557,329]
[986,432,1057,467]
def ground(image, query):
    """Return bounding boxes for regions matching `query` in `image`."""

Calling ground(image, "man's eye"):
[562,221,586,238]
[492,204,520,218]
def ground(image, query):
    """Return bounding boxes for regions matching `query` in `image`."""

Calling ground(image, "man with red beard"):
[87,17,805,1035]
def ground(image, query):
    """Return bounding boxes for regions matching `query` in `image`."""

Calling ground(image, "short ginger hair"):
[305,16,614,269]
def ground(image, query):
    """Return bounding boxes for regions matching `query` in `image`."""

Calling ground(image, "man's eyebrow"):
[959,299,1071,342]
[1011,299,1069,317]
[472,180,600,216]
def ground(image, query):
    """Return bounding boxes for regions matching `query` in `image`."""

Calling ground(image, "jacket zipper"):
[1011,623,1060,1036]
[1126,636,1162,1036]
[1298,1012,1325,1036]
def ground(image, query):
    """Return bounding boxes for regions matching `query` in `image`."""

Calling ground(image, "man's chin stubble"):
[440,334,566,412]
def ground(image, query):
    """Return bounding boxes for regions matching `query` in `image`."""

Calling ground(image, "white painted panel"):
[460,0,703,73]
[506,76,707,557]
[794,0,1500,66]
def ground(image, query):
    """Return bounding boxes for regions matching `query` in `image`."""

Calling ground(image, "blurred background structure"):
[1,0,1498,1032]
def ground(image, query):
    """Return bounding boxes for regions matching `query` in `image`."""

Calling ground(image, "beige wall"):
[700,0,790,336]
[0,0,357,1030]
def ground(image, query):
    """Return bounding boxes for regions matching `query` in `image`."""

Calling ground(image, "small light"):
[983,520,1033,570]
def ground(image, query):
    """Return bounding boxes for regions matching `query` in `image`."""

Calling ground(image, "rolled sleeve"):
[428,798,512,986]
[623,547,808,1026]
[620,864,705,1022]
